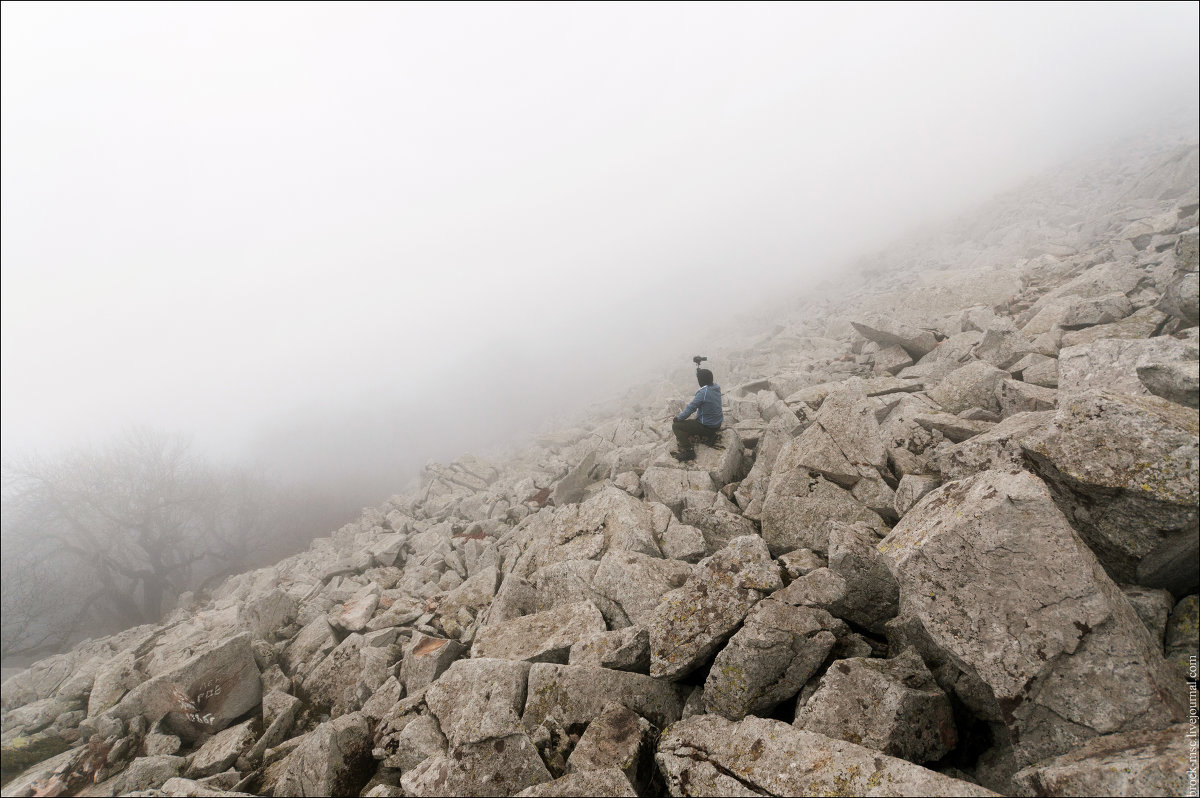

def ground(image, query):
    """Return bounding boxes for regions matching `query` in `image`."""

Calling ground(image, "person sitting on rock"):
[671,368,723,462]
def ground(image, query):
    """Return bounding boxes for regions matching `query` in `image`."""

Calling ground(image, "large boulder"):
[656,715,996,796]
[824,522,899,633]
[926,361,1009,415]
[425,658,531,747]
[702,600,837,720]
[273,712,373,797]
[590,551,696,628]
[564,702,656,792]
[649,537,782,679]
[400,734,552,797]
[879,470,1188,769]
[1012,724,1192,797]
[761,459,886,556]
[932,410,1053,481]
[104,633,261,743]
[794,649,956,764]
[1020,391,1199,594]
[1056,336,1198,399]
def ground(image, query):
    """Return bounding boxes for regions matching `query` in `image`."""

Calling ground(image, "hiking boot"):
[671,449,696,462]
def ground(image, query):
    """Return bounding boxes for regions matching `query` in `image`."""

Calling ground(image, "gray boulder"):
[761,467,886,557]
[932,410,1052,481]
[1057,336,1198,399]
[591,551,696,628]
[1012,724,1192,797]
[795,649,956,764]
[399,632,466,695]
[879,469,1188,768]
[702,600,837,720]
[401,734,551,797]
[1137,357,1200,408]
[927,361,1009,414]
[568,627,650,673]
[649,536,781,679]
[656,715,996,796]
[565,702,655,791]
[273,712,373,797]
[470,601,606,663]
[425,658,530,747]
[522,663,689,731]
[1165,594,1198,676]
[105,633,261,744]
[1119,585,1175,646]
[851,318,940,359]
[825,522,899,633]
[894,474,941,516]
[1020,391,1199,594]
[186,718,258,778]
[995,378,1056,417]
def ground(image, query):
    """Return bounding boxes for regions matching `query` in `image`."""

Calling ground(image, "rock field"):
[2,134,1198,797]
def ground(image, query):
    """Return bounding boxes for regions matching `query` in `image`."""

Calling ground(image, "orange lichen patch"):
[452,530,489,541]
[414,637,449,657]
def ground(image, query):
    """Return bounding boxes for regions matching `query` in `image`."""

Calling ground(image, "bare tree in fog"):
[0,428,350,661]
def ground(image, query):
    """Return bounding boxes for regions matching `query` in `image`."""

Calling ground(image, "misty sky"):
[2,2,1198,494]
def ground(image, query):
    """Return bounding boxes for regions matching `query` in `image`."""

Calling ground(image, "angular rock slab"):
[568,627,650,673]
[273,712,373,797]
[426,658,531,747]
[795,649,956,764]
[1012,724,1192,797]
[399,632,466,695]
[1056,336,1198,399]
[566,702,656,791]
[649,536,782,679]
[852,318,940,360]
[825,521,898,633]
[105,632,261,743]
[522,663,689,732]
[761,466,886,557]
[702,600,837,720]
[1020,390,1199,594]
[878,469,1187,768]
[656,715,997,796]
[471,601,606,663]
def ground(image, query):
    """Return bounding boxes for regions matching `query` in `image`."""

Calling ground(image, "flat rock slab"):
[656,715,997,796]
[522,663,689,731]
[1020,390,1199,594]
[1012,724,1192,797]
[879,469,1188,768]
[471,601,606,663]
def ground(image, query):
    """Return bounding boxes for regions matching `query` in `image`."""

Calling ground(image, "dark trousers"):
[672,419,720,452]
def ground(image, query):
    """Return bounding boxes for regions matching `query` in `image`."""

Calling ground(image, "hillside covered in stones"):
[2,132,1198,798]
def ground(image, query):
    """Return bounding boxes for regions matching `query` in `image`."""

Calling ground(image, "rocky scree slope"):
[2,139,1198,798]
